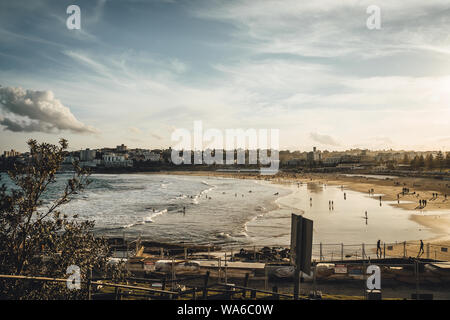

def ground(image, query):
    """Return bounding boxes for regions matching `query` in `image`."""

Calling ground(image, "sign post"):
[290,214,313,299]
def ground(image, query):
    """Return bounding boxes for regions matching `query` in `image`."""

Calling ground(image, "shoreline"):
[142,170,450,248]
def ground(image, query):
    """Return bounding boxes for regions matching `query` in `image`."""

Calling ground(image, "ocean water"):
[1,173,446,248]
[56,173,287,246]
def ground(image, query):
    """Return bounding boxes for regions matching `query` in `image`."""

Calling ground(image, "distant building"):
[80,148,96,162]
[102,153,133,167]
[63,156,79,164]
[143,151,161,162]
[323,156,341,166]
[3,149,20,158]
[307,147,322,162]
[116,144,127,152]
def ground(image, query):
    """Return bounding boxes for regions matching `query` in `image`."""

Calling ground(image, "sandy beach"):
[154,170,450,257]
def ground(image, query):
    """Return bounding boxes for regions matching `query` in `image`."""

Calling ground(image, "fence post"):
[171,258,176,291]
[403,241,406,258]
[250,289,256,299]
[224,253,228,284]
[88,268,92,300]
[415,260,420,300]
[162,277,167,292]
[272,286,279,300]
[362,243,365,260]
[184,247,187,260]
[253,246,256,261]
[160,247,164,259]
[426,243,430,259]
[320,243,323,261]
[242,273,249,298]
[218,258,221,282]
[202,271,210,300]
[341,243,344,261]
[264,267,268,290]
[383,243,386,259]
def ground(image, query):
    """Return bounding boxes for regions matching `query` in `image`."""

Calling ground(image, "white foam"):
[143,209,168,223]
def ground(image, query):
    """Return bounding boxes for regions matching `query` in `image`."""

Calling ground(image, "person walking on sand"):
[377,240,382,259]
[418,240,424,257]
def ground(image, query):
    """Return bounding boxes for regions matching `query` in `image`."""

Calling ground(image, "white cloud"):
[310,132,340,146]
[195,0,450,59]
[0,86,97,134]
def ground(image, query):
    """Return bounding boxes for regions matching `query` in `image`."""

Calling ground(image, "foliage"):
[0,139,128,299]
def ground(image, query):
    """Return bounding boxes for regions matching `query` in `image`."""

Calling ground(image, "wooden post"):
[403,241,406,258]
[362,243,365,260]
[415,260,420,300]
[224,253,228,284]
[202,271,210,300]
[184,247,187,260]
[272,286,279,300]
[293,268,299,300]
[114,287,120,300]
[208,246,210,260]
[362,258,366,299]
[383,243,386,259]
[253,246,256,261]
[341,243,344,261]
[426,243,430,259]
[250,289,256,299]
[312,262,317,297]
[242,273,249,298]
[264,267,268,290]
[88,268,92,300]
[171,258,175,290]
[160,247,164,259]
[193,288,197,300]
[218,258,221,282]
[319,243,323,261]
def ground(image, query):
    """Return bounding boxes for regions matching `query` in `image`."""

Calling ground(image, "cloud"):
[309,132,340,146]
[0,86,97,134]
[195,0,450,59]
[128,127,142,134]
[150,132,163,140]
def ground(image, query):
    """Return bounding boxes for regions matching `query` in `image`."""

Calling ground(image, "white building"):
[143,151,161,162]
[102,153,133,167]
[307,147,322,162]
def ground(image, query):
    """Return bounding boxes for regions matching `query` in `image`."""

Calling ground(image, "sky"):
[0,0,450,152]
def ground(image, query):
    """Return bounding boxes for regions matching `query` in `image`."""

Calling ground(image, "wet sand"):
[155,170,450,252]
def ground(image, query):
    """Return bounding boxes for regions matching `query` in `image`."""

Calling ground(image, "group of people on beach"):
[419,199,428,208]
[328,200,334,210]
[376,239,425,259]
